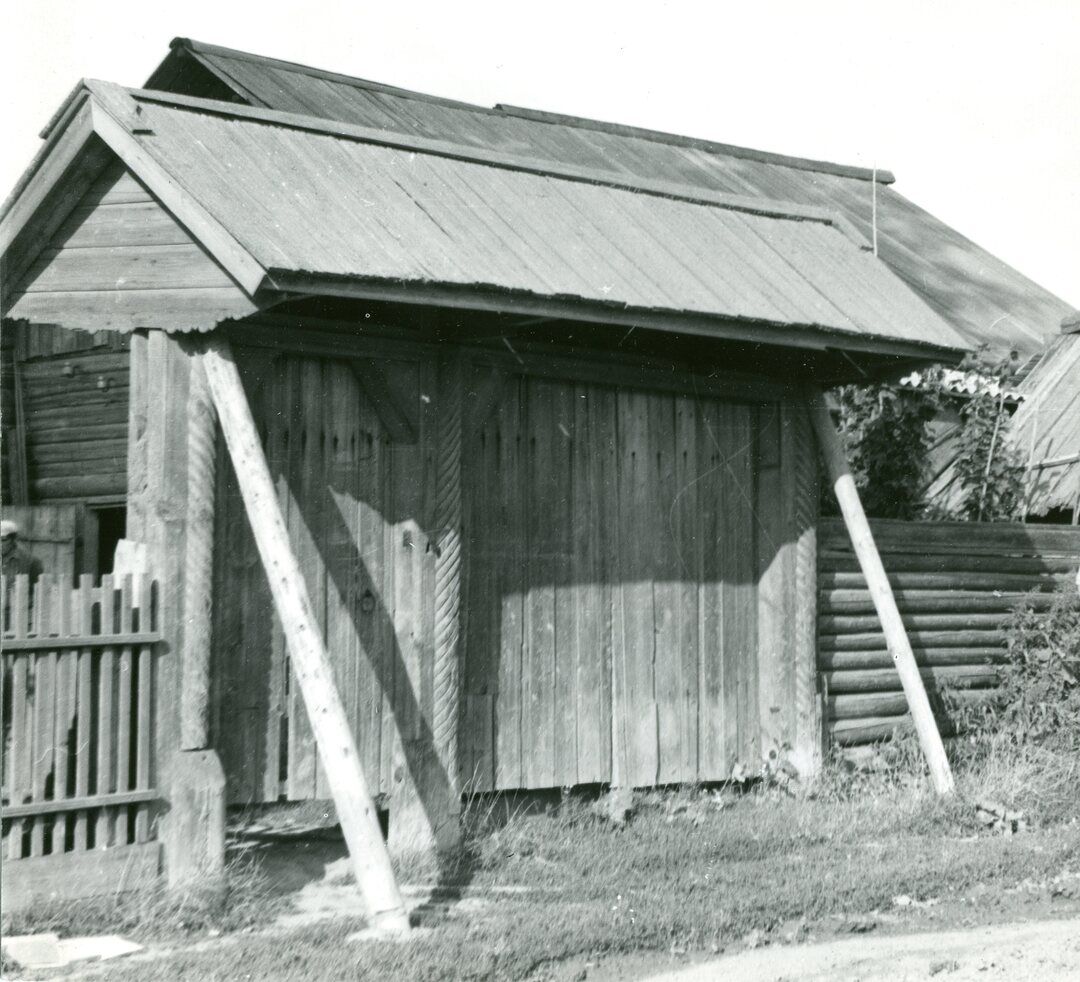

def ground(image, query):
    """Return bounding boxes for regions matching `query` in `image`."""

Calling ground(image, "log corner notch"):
[805,386,955,795]
[196,333,410,933]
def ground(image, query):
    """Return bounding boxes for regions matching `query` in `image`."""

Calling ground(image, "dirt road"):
[647,917,1080,981]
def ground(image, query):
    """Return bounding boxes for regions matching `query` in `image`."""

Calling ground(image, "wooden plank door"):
[463,373,760,791]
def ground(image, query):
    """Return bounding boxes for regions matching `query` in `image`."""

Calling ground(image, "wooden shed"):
[1,47,981,888]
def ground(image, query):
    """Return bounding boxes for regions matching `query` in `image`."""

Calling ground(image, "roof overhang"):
[1,79,968,371]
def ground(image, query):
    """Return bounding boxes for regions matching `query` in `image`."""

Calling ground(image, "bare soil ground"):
[643,917,1080,981]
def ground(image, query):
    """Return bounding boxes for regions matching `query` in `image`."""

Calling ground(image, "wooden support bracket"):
[347,357,418,444]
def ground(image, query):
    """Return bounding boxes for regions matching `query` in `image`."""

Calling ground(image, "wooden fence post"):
[806,387,955,795]
[197,334,409,933]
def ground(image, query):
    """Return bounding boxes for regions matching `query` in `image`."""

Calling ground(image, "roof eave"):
[264,269,968,365]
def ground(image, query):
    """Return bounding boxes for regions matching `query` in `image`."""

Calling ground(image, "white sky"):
[3,0,1077,308]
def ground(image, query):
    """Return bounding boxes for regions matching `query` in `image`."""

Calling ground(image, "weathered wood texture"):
[179,356,216,750]
[211,349,431,802]
[819,518,1080,745]
[1,574,162,864]
[5,163,257,331]
[0,505,78,581]
[199,337,407,931]
[211,340,792,798]
[126,329,190,821]
[3,322,130,503]
[1,842,161,912]
[756,400,820,775]
[463,371,765,790]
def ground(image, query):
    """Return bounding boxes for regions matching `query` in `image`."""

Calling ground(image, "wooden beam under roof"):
[263,271,966,365]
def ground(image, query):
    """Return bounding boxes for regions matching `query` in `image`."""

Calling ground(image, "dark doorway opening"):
[93,506,126,578]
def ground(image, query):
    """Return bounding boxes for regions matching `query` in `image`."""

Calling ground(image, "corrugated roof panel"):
[119,96,963,348]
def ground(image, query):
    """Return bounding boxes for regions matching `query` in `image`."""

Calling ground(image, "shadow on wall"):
[209,355,803,823]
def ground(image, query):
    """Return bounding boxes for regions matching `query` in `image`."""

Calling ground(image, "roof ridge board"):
[123,83,871,246]
[174,37,501,117]
[38,80,94,140]
[171,38,895,186]
[495,103,896,185]
[2,83,93,223]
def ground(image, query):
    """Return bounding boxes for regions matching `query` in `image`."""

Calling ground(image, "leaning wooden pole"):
[806,387,955,795]
[197,334,410,932]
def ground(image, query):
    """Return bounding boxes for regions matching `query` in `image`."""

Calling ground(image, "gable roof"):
[143,38,1074,359]
[2,79,966,359]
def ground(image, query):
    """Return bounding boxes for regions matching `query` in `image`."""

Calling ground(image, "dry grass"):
[7,743,1079,981]
[1,855,283,944]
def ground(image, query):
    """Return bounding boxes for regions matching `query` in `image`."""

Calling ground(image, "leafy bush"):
[965,586,1080,749]
[951,388,1025,521]
[830,350,1026,522]
[833,383,938,519]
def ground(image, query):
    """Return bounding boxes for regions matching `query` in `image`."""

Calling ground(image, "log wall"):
[818,518,1080,745]
[4,323,130,504]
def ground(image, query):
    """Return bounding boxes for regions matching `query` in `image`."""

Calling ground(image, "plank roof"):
[143,38,1073,359]
[2,79,967,358]
[1011,327,1080,516]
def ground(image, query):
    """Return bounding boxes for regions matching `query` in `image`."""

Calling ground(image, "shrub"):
[966,586,1080,749]
[951,388,1025,521]
[833,383,938,519]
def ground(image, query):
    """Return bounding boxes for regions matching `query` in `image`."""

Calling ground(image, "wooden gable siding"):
[6,163,257,332]
[210,337,817,801]
[7,324,130,503]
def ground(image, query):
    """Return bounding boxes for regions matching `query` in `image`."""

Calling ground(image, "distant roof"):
[139,38,1074,359]
[1011,328,1080,516]
[2,79,967,358]
[923,312,1080,518]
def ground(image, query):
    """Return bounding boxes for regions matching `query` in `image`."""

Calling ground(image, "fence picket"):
[96,575,116,848]
[6,576,31,859]
[3,574,162,861]
[115,574,134,845]
[74,576,94,850]
[135,641,152,843]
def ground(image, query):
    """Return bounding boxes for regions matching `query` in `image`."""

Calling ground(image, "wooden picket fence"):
[1,573,163,880]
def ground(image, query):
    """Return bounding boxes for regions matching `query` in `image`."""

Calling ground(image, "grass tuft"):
[1,854,283,942]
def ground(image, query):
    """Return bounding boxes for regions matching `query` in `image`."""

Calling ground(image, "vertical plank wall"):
[212,350,433,803]
[211,345,815,801]
[463,372,803,790]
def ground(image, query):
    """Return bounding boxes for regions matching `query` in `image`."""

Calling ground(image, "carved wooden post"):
[433,349,464,795]
[789,400,821,776]
[180,354,216,750]
[128,331,226,889]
